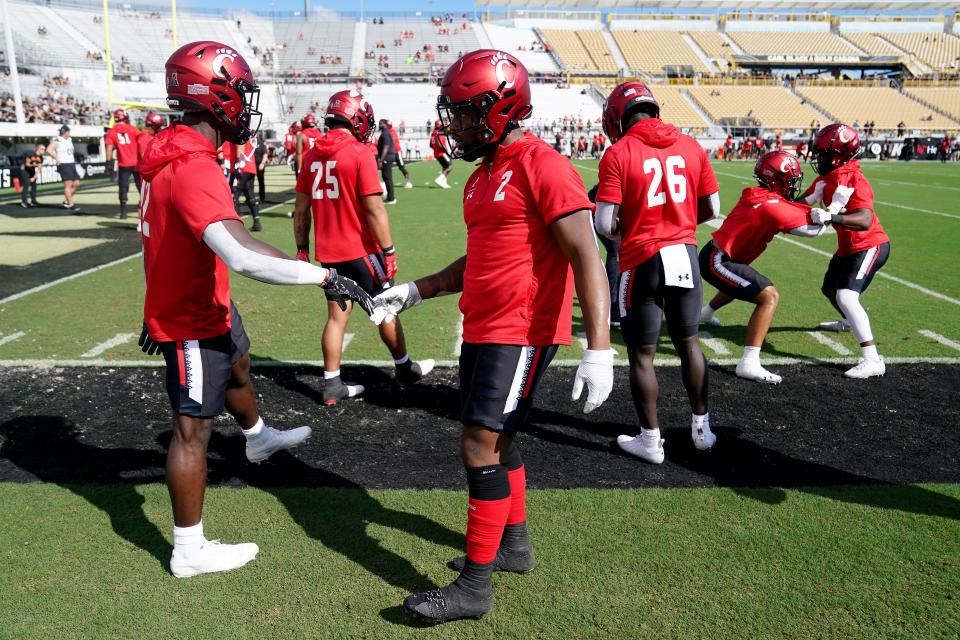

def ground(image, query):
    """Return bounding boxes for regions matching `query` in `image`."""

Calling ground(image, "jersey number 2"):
[310,161,340,199]
[643,156,686,207]
[493,170,513,202]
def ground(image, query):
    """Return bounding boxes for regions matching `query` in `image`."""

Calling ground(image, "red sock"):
[465,464,511,564]
[506,464,526,525]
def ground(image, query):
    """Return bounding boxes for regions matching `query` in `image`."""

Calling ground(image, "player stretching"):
[374,50,614,622]
[430,119,452,188]
[803,123,890,379]
[136,112,165,192]
[291,90,434,404]
[699,151,830,383]
[141,41,375,578]
[105,109,140,220]
[594,82,720,464]
[295,113,322,176]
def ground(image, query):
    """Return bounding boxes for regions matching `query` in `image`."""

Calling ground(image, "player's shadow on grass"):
[0,416,170,569]
[203,432,465,594]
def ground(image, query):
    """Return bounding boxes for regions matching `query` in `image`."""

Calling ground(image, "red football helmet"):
[165,41,261,144]
[325,89,375,143]
[754,151,804,201]
[810,123,861,175]
[144,111,165,131]
[434,119,442,130]
[437,49,531,161]
[302,113,317,128]
[602,82,659,143]
[113,108,129,123]
[292,120,303,133]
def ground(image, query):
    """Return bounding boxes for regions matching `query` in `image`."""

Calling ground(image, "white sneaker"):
[844,358,885,379]
[692,425,717,451]
[384,199,397,205]
[434,175,445,188]
[735,361,783,384]
[701,315,720,327]
[170,540,259,578]
[818,319,850,332]
[245,425,313,463]
[617,434,665,464]
[404,180,413,190]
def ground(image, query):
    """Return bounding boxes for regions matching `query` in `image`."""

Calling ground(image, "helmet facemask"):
[437,91,520,162]
[213,67,261,144]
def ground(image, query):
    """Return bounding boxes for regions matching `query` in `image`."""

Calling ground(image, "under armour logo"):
[679,274,690,281]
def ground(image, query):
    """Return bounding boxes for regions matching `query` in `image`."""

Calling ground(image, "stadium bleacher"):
[725,31,862,57]
[481,23,559,72]
[687,85,827,130]
[902,86,960,121]
[275,21,352,76]
[878,32,960,71]
[540,28,617,72]
[363,19,480,75]
[796,86,956,131]
[611,30,712,74]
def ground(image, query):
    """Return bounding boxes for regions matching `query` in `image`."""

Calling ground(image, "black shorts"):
[459,343,558,435]
[320,253,391,299]
[436,154,451,171]
[822,242,890,294]
[618,244,702,347]
[699,241,773,302]
[159,303,251,418]
[57,163,79,181]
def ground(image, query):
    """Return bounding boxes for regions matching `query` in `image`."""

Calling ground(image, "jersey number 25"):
[310,160,340,199]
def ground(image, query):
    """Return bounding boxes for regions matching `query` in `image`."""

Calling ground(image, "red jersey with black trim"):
[295,129,382,263]
[430,129,449,158]
[137,130,155,163]
[460,132,593,346]
[284,132,296,154]
[138,125,242,342]
[596,119,719,271]
[300,127,323,152]
[105,122,140,167]
[712,187,812,264]
[236,141,258,175]
[802,160,888,256]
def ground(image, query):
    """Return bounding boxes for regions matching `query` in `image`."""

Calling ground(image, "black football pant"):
[381,156,395,202]
[257,166,266,201]
[598,233,620,324]
[18,169,36,205]
[238,173,260,219]
[118,166,137,205]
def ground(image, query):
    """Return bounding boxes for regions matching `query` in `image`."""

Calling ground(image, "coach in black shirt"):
[377,119,396,205]
[19,144,43,208]
[254,135,267,202]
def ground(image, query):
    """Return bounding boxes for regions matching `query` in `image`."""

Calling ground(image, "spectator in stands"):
[18,143,43,208]
[37,25,47,37]
[897,121,906,137]
[46,125,81,213]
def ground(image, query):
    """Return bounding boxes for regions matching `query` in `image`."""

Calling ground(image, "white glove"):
[810,208,832,225]
[572,348,615,414]
[370,281,422,325]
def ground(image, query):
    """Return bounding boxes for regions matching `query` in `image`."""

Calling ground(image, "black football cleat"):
[403,560,493,623]
[395,359,435,385]
[251,218,262,232]
[451,523,536,574]
[322,376,364,405]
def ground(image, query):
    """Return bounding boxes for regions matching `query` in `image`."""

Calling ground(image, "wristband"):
[830,214,843,225]
[382,245,396,255]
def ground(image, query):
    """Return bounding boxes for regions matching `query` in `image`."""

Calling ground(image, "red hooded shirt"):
[712,187,812,264]
[802,160,888,256]
[596,118,719,270]
[139,125,241,341]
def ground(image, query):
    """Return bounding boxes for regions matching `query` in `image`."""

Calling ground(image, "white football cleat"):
[246,425,313,464]
[617,434,665,464]
[818,319,850,332]
[701,315,721,327]
[692,425,717,451]
[844,358,885,379]
[735,361,783,385]
[434,175,445,188]
[404,180,413,190]
[170,540,259,578]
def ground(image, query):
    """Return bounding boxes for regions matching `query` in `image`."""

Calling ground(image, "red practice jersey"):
[596,119,719,271]
[284,132,296,154]
[430,129,449,158]
[138,125,242,342]
[137,130,155,163]
[295,128,382,263]
[219,142,235,172]
[105,122,141,167]
[236,141,258,175]
[803,160,888,256]
[460,132,592,346]
[300,128,323,152]
[712,187,812,264]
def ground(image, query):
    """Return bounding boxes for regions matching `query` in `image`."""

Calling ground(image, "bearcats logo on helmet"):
[212,48,238,77]
[491,52,516,90]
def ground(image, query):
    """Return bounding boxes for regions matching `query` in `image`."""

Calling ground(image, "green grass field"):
[1,159,958,364]
[1,158,959,639]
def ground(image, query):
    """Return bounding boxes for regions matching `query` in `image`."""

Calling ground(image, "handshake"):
[326,276,421,327]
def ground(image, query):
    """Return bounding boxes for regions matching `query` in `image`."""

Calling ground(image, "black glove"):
[138,321,160,355]
[587,183,598,204]
[321,268,376,315]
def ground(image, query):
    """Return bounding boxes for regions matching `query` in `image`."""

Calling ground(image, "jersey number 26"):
[644,156,686,207]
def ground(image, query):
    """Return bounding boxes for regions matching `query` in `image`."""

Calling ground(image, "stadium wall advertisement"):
[0,162,107,189]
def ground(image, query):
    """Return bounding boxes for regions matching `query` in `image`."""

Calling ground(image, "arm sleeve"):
[594,201,619,239]
[530,149,594,225]
[171,160,242,241]
[697,146,720,196]
[202,221,330,285]
[594,147,622,205]
[357,149,383,197]
[788,224,832,237]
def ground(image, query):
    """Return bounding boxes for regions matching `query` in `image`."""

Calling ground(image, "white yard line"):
[806,331,853,356]
[918,329,960,352]
[873,200,960,221]
[699,331,732,356]
[81,332,136,358]
[341,333,355,353]
[453,313,463,356]
[0,197,298,307]
[0,331,26,347]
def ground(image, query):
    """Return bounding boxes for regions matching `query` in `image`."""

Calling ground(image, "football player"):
[802,123,890,379]
[141,41,376,578]
[291,90,434,404]
[373,50,614,623]
[136,111,165,192]
[594,81,720,464]
[699,151,830,383]
[429,119,453,188]
[295,113,322,175]
[234,137,261,231]
[387,120,413,189]
[104,108,140,219]
[284,121,301,170]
